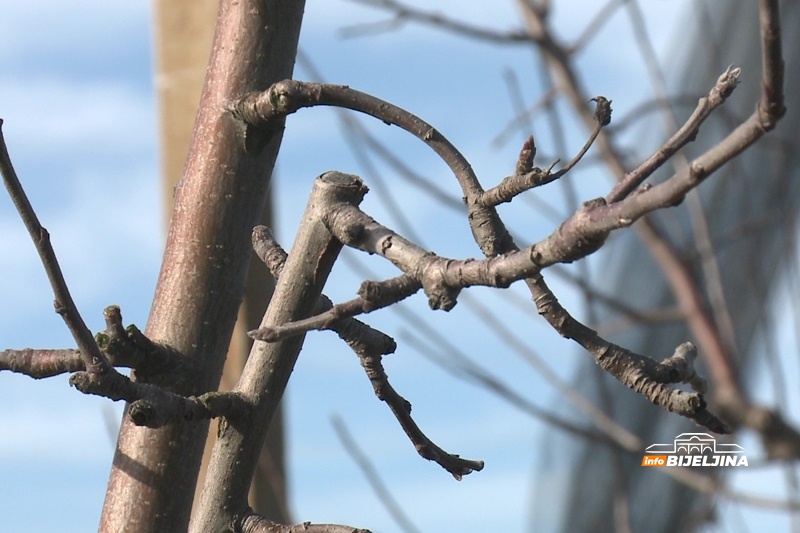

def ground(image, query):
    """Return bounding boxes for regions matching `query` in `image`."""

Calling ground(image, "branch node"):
[590,96,612,126]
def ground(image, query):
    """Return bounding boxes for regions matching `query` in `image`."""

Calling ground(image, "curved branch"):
[229,79,515,257]
[0,120,110,376]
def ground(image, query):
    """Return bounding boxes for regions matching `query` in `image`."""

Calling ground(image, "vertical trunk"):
[99,2,305,531]
[153,0,289,522]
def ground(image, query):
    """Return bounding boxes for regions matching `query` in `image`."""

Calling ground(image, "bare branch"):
[233,512,371,533]
[342,0,534,45]
[249,225,420,342]
[0,348,83,378]
[607,66,742,203]
[229,79,515,257]
[312,166,725,430]
[448,92,608,208]
[0,120,111,376]
[194,172,366,530]
[0,304,188,381]
[95,305,190,384]
[249,225,481,478]
[547,96,611,179]
[127,391,249,429]
[477,137,558,207]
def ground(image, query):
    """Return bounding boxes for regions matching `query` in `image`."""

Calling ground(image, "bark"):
[154,0,289,521]
[99,1,305,531]
[190,172,366,532]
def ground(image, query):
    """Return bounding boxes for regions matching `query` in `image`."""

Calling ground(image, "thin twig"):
[249,225,421,342]
[250,225,481,478]
[606,66,741,203]
[341,0,535,44]
[332,416,422,533]
[0,120,110,375]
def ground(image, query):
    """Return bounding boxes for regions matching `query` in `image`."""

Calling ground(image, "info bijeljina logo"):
[641,432,748,467]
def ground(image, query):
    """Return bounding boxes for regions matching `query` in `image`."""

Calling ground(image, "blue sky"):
[3,1,795,532]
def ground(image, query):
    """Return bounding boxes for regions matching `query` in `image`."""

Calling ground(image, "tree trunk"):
[153,0,289,522]
[99,2,305,531]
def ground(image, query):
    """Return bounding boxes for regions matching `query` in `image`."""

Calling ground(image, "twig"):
[608,95,719,135]
[332,416,422,533]
[606,66,741,203]
[479,96,611,207]
[551,96,611,176]
[0,305,188,381]
[249,225,482,478]
[341,0,534,44]
[228,79,516,258]
[96,305,190,384]
[0,120,110,375]
[0,121,184,413]
[477,136,555,207]
[249,225,421,342]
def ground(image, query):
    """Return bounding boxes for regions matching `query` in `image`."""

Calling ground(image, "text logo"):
[641,432,748,467]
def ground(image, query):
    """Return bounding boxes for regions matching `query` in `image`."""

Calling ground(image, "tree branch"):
[0,120,111,376]
[248,225,483,478]
[192,172,363,531]
[100,1,308,529]
[229,79,515,258]
[315,166,724,430]
[0,348,83,378]
[607,66,742,203]
[249,225,421,341]
[233,512,370,533]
